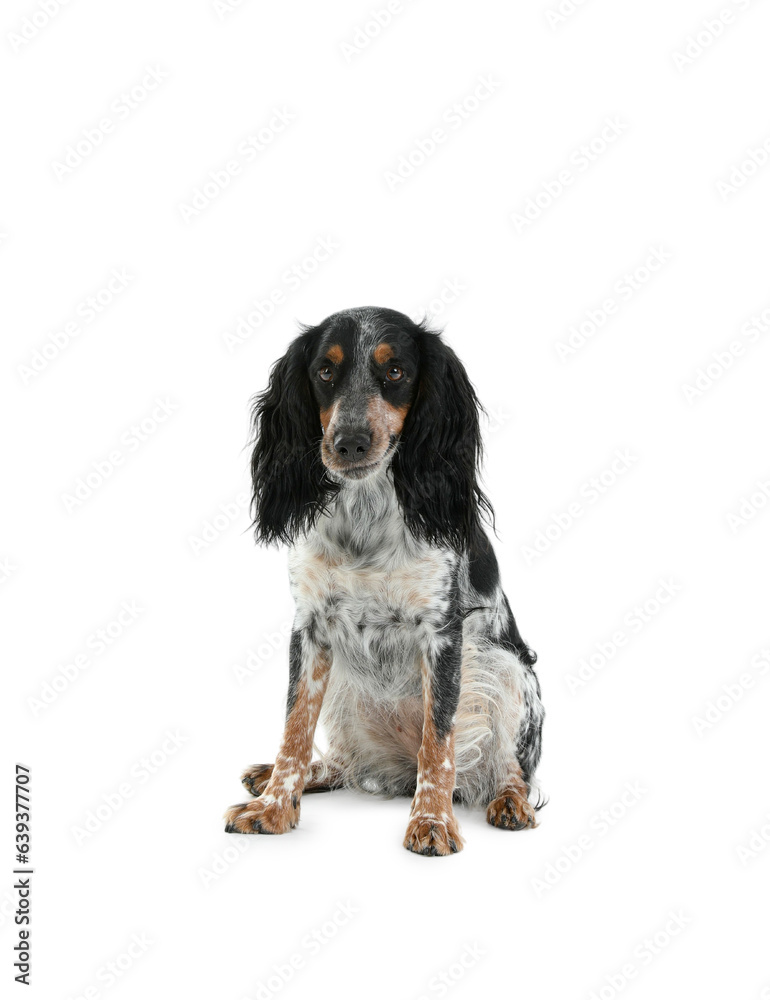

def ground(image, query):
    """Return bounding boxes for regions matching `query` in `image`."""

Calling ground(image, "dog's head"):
[250,306,492,550]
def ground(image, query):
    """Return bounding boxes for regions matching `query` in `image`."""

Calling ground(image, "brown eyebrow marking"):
[326,344,344,365]
[373,343,394,365]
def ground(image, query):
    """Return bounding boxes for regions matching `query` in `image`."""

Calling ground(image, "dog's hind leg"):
[486,756,538,831]
[241,759,344,797]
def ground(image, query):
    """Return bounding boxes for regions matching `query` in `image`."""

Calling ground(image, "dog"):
[224,306,544,855]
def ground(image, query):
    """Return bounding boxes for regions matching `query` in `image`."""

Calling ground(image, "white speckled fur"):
[287,464,543,806]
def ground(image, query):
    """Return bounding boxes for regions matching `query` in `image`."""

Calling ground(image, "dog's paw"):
[403,814,464,856]
[486,793,537,831]
[241,763,274,797]
[224,796,299,835]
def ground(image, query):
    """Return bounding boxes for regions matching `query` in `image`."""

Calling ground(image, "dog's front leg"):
[225,626,331,835]
[404,619,464,857]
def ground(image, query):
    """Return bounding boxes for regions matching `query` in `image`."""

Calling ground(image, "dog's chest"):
[288,540,455,693]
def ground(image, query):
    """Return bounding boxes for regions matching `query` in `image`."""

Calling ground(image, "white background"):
[2,1,769,998]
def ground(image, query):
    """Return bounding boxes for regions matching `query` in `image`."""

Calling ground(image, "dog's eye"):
[318,367,334,383]
[386,366,404,382]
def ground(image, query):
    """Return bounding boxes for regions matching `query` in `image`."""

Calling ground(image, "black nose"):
[334,429,372,461]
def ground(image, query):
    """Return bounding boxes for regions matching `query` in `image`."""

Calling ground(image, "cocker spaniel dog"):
[224,306,544,855]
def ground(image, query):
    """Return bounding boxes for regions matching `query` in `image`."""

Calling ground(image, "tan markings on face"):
[320,395,409,476]
[320,399,340,434]
[373,342,394,365]
[320,399,343,468]
[366,395,410,457]
[327,344,344,365]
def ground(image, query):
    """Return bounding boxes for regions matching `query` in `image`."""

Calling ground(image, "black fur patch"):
[250,332,338,545]
[468,527,500,596]
[499,595,537,667]
[429,584,463,740]
[391,326,494,553]
[285,628,302,716]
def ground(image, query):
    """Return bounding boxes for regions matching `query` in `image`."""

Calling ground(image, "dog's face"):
[308,311,421,481]
[250,306,491,550]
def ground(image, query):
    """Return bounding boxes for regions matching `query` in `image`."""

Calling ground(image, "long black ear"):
[250,332,337,545]
[391,328,493,552]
